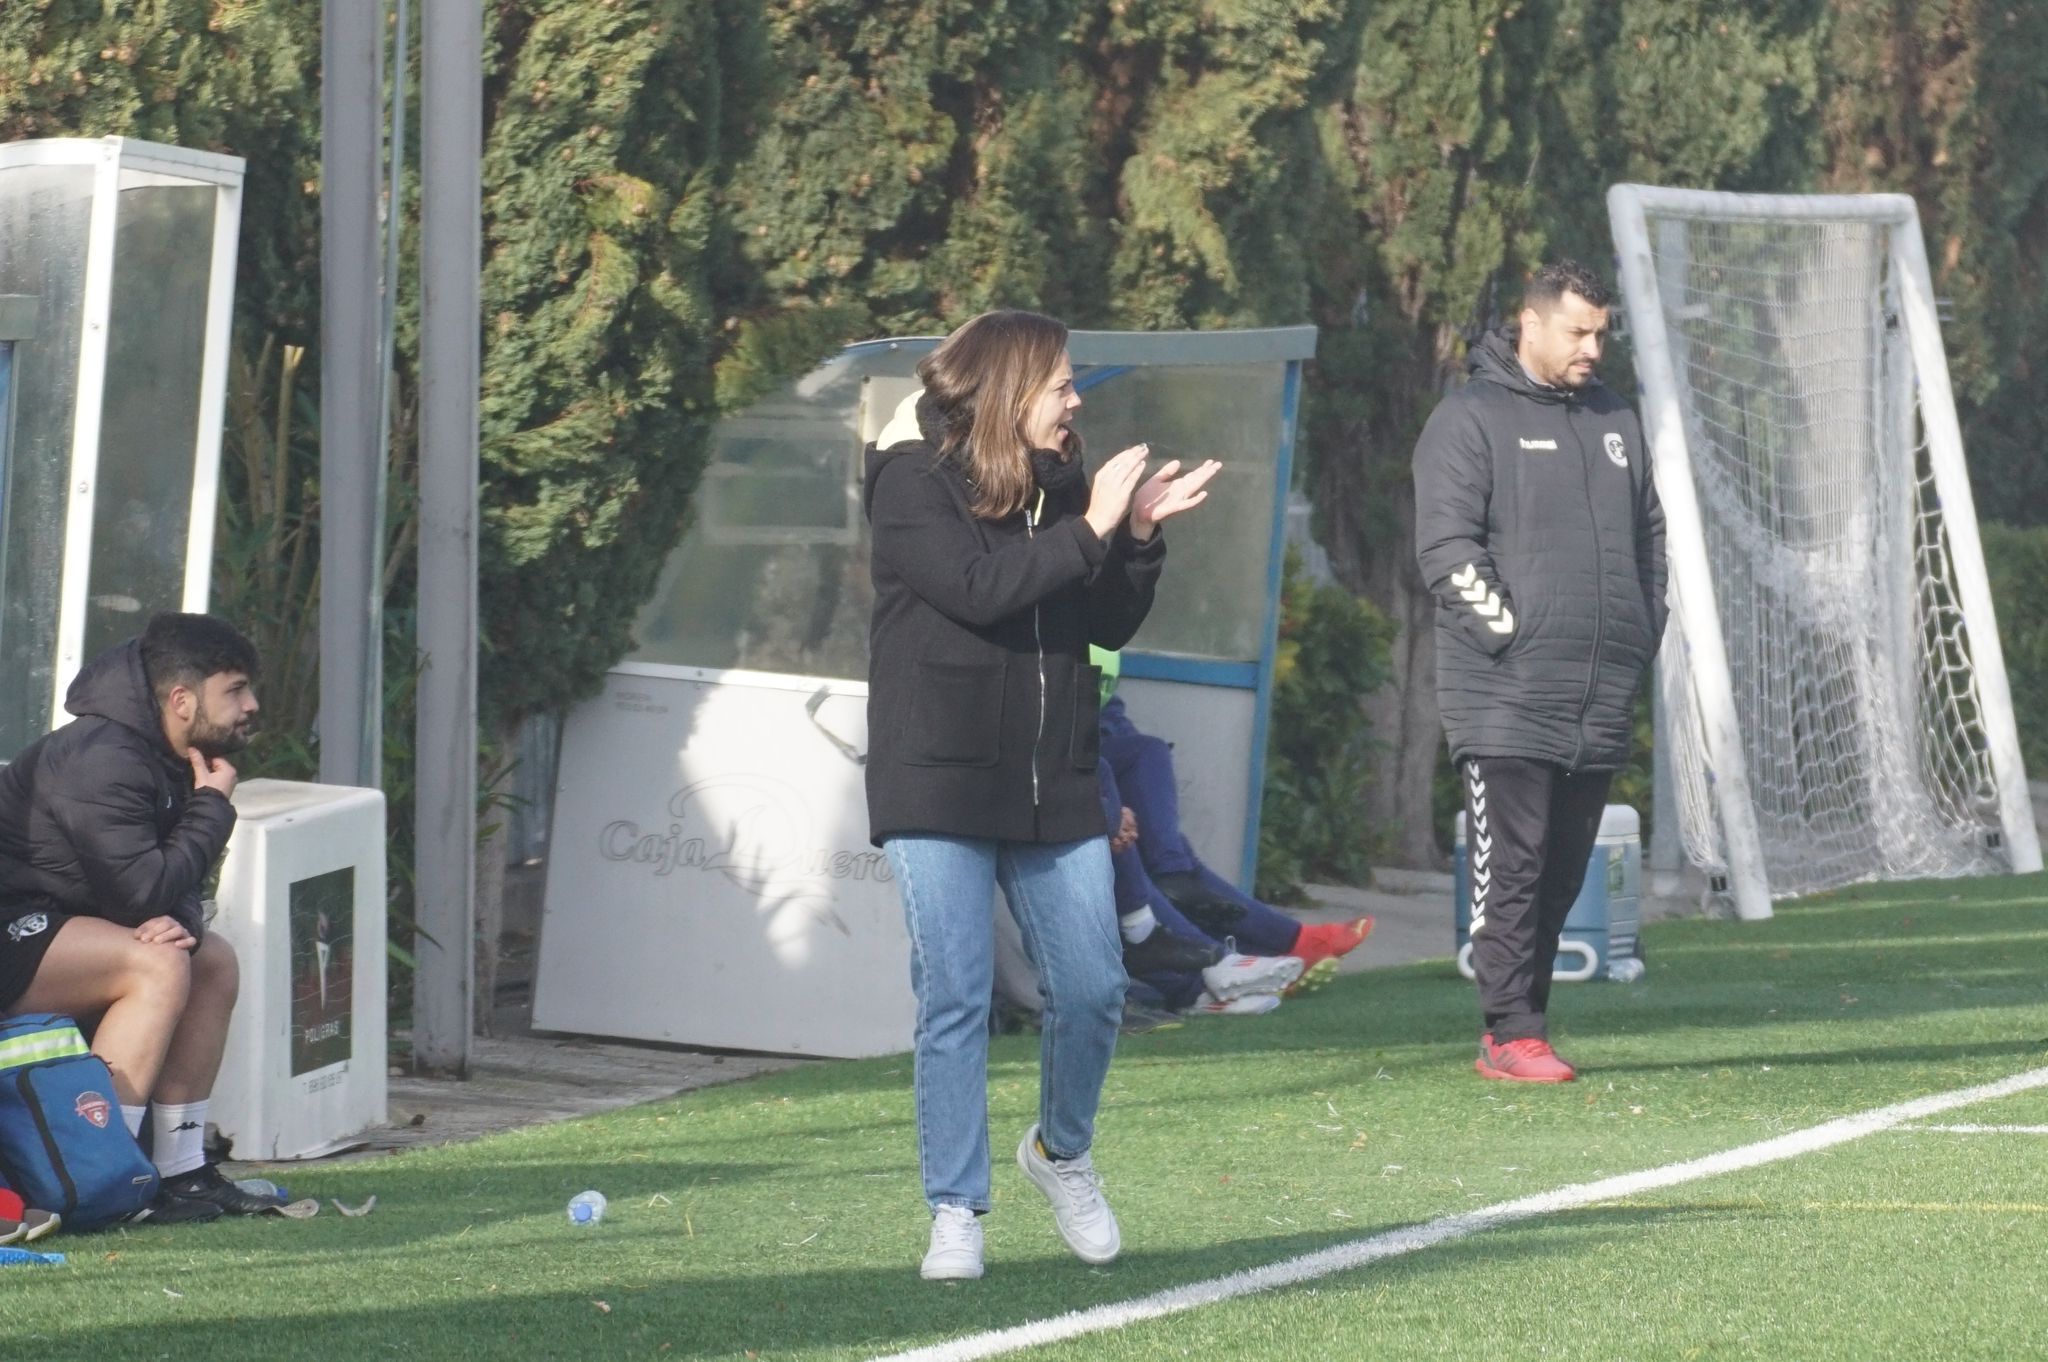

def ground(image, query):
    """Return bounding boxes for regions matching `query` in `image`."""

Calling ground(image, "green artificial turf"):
[2,874,2045,1360]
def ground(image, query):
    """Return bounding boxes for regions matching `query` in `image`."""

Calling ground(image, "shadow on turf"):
[0,1225,1404,1357]
[22,1202,1779,1359]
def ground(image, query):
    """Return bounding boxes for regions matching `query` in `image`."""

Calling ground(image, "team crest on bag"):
[75,1091,112,1129]
[6,912,48,943]
[1604,432,1628,467]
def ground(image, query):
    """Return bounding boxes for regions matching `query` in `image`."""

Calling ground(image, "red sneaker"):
[1290,915,1376,968]
[1474,1033,1576,1083]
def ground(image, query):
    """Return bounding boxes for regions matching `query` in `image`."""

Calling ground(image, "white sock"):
[121,1104,146,1138]
[1119,907,1157,943]
[151,1101,208,1178]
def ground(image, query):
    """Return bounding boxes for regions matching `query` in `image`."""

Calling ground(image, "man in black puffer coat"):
[0,613,281,1220]
[1413,260,1667,1083]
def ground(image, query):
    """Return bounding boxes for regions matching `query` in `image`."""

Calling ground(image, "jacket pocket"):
[907,662,1005,767]
[1070,663,1102,771]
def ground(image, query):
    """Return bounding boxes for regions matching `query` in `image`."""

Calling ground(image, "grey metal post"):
[412,0,482,1074]
[320,2,383,789]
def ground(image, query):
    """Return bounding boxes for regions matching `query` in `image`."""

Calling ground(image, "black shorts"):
[0,906,70,1012]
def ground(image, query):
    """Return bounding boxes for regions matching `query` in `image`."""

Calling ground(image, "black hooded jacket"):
[863,398,1165,844]
[1413,328,1668,771]
[0,639,236,937]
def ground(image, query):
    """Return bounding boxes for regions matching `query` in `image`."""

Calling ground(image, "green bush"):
[1256,547,1396,901]
[1982,523,2048,777]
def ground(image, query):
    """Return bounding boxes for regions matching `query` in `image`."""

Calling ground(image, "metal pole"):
[412,0,482,1074]
[319,2,383,788]
[364,0,410,783]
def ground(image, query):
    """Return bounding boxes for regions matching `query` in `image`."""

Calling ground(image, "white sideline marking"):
[875,1063,2048,1362]
[1898,1123,2048,1135]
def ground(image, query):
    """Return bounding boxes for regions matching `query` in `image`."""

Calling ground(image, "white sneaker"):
[920,1204,984,1280]
[1194,991,1281,1016]
[1016,1124,1120,1265]
[1200,951,1304,1001]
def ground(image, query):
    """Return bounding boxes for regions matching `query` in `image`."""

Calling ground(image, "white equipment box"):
[533,667,916,1058]
[209,779,387,1160]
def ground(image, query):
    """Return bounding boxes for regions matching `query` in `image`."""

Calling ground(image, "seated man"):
[1098,683,1374,981]
[0,613,278,1222]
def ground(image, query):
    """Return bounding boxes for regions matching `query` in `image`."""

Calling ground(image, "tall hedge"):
[1821,0,2048,526]
[1980,524,2048,778]
[9,0,2045,865]
[474,0,768,726]
[0,3,320,361]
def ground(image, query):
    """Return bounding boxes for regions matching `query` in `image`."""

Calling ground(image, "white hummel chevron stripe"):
[1487,607,1515,634]
[1452,564,1478,588]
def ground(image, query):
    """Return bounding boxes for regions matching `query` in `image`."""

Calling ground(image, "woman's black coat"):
[862,420,1164,846]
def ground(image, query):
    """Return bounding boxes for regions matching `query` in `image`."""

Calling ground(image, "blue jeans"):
[885,833,1126,1212]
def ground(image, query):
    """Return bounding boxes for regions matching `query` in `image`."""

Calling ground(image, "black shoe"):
[136,1184,226,1225]
[1172,897,1248,939]
[1122,927,1223,977]
[1119,999,1184,1034]
[1151,872,1249,934]
[154,1163,287,1217]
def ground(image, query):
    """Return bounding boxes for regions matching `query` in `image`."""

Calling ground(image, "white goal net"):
[1608,186,2041,917]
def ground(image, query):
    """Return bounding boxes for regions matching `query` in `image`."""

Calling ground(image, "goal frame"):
[1606,183,2042,920]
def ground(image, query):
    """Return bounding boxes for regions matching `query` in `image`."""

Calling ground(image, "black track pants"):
[1462,756,1612,1043]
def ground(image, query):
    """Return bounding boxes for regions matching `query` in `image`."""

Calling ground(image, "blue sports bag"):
[0,1014,159,1229]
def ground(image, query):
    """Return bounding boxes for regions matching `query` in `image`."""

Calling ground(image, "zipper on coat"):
[1568,399,1604,771]
[1027,490,1046,806]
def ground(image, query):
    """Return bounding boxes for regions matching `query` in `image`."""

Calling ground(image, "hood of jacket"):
[63,638,176,760]
[1466,325,1608,407]
[863,389,1087,520]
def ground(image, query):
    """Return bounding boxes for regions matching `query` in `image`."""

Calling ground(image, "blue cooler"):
[1454,805,1640,982]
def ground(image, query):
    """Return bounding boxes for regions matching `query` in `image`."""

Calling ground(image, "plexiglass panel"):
[0,164,93,757]
[629,344,1291,679]
[1070,363,1284,661]
[630,347,919,680]
[83,183,215,658]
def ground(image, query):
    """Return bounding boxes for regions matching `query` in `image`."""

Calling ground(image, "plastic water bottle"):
[567,1190,607,1226]
[1607,955,1646,983]
[235,1177,289,1202]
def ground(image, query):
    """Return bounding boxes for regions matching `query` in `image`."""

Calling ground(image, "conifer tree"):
[1821,0,2048,525]
[0,2,321,341]
[474,0,768,724]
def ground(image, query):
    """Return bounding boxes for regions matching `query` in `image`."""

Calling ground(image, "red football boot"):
[1474,1033,1577,1083]
[1290,915,1376,969]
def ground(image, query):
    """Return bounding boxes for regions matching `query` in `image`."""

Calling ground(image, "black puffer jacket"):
[864,401,1165,845]
[1413,328,1667,771]
[0,639,235,937]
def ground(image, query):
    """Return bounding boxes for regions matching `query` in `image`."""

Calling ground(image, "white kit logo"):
[1604,432,1628,467]
[1518,437,1557,450]
[6,912,49,943]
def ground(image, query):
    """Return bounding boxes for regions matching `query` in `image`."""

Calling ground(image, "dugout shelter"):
[534,326,1317,1057]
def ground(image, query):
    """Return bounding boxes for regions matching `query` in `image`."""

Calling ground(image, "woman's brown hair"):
[915,309,1071,520]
